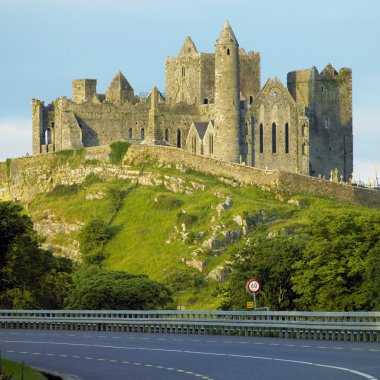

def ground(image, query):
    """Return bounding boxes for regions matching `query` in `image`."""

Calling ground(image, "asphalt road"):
[0,329,379,380]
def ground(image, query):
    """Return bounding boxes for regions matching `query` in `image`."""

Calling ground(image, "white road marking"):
[2,339,376,379]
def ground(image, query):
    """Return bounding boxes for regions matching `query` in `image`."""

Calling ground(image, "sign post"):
[245,278,261,310]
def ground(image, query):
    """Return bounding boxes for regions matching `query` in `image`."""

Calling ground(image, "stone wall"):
[126,144,279,190]
[1,144,378,207]
[287,65,353,180]
[126,144,380,207]
[0,162,9,200]
[251,78,305,174]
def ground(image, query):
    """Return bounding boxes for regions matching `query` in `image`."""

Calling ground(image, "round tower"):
[213,21,241,163]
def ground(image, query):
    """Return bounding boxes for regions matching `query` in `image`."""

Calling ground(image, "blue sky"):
[0,0,379,183]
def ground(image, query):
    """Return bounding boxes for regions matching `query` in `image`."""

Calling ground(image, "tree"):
[0,201,73,309]
[220,233,305,311]
[292,213,380,311]
[66,270,172,310]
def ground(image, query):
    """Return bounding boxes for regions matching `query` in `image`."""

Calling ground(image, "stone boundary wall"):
[126,144,280,189]
[277,171,380,208]
[127,144,380,207]
[0,143,379,207]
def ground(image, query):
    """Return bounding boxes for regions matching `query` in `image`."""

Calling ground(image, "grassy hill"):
[25,155,379,309]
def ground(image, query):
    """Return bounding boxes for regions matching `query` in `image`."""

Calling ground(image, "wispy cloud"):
[0,119,32,161]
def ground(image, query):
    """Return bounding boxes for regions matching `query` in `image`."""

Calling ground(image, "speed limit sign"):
[246,278,261,294]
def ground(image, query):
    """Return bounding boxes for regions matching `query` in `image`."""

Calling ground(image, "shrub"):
[153,194,184,210]
[66,271,172,310]
[49,184,80,196]
[109,141,131,165]
[78,219,110,264]
[164,268,205,292]
[177,211,198,226]
[82,173,102,187]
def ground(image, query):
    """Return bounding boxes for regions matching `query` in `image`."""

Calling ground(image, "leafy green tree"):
[66,270,172,310]
[0,201,73,309]
[292,213,380,311]
[78,219,110,264]
[220,233,305,311]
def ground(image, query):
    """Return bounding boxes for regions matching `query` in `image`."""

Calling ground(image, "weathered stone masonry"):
[32,21,352,181]
[1,145,379,207]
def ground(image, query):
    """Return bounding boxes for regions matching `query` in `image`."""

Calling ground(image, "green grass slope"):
[26,163,379,310]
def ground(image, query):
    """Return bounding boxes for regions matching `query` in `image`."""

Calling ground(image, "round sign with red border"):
[246,278,261,294]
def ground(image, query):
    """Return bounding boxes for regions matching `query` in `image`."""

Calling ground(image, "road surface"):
[0,329,379,379]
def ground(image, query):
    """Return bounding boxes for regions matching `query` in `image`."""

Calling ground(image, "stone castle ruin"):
[32,21,353,180]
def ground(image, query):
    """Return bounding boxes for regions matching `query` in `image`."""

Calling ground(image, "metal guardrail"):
[1,310,379,342]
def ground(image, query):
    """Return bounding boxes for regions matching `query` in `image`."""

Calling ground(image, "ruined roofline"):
[250,77,296,108]
[287,65,352,82]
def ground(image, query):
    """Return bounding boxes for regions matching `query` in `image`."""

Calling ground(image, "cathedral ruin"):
[32,21,353,180]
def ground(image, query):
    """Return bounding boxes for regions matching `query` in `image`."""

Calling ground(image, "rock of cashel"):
[32,21,353,181]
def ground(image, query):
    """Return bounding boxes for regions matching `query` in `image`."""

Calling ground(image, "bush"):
[164,268,205,292]
[153,194,184,210]
[49,184,80,197]
[177,211,198,226]
[78,219,110,264]
[109,141,131,165]
[82,173,102,187]
[66,271,172,310]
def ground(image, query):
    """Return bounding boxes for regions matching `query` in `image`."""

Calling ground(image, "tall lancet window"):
[272,123,277,153]
[285,123,289,154]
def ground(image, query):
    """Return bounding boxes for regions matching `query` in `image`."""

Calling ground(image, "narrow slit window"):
[272,123,277,153]
[128,128,132,139]
[165,128,169,142]
[141,128,145,140]
[227,48,230,55]
[259,123,263,153]
[177,129,181,148]
[285,123,289,154]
